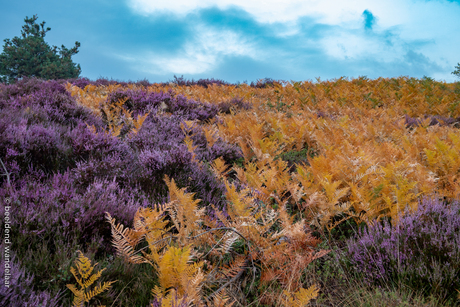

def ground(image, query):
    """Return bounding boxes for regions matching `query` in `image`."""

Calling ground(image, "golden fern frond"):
[84,281,117,302]
[203,126,218,149]
[132,111,150,133]
[121,105,133,121]
[105,212,147,264]
[74,250,95,280]
[106,123,123,137]
[69,290,85,307]
[156,245,204,298]
[163,175,203,237]
[66,283,84,300]
[81,269,104,289]
[151,285,164,300]
[67,250,117,307]
[211,157,231,179]
[69,267,84,289]
[282,284,319,307]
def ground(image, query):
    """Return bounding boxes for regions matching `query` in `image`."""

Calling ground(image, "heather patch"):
[343,196,460,304]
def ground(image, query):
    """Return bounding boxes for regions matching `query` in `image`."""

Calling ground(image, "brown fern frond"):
[220,255,247,279]
[212,289,235,307]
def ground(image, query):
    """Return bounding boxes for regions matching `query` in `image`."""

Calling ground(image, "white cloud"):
[127,0,405,25]
[124,25,259,75]
[123,0,460,81]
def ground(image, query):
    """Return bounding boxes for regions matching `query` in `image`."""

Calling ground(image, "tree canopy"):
[452,63,460,79]
[0,15,81,83]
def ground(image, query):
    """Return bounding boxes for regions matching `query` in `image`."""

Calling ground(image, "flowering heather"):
[404,114,460,129]
[0,244,61,307]
[344,195,460,302]
[0,171,143,255]
[63,121,131,166]
[0,78,105,183]
[0,77,100,127]
[107,88,219,121]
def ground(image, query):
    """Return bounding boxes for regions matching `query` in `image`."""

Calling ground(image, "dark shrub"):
[217,97,252,114]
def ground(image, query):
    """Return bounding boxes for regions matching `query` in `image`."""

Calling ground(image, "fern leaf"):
[75,250,95,280]
[212,289,235,307]
[282,284,319,307]
[82,269,104,289]
[105,212,147,264]
[84,281,117,303]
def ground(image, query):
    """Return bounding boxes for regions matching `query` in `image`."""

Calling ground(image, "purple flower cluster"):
[404,114,460,129]
[107,88,220,121]
[0,78,105,182]
[0,244,61,307]
[0,170,143,254]
[67,77,152,89]
[344,195,460,300]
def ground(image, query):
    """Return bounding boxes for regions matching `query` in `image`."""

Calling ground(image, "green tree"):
[452,63,460,79]
[0,15,81,83]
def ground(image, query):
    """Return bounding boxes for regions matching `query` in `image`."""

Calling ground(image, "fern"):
[282,284,319,307]
[66,250,116,307]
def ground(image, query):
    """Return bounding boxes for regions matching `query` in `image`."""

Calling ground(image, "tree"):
[452,63,460,79]
[0,15,81,83]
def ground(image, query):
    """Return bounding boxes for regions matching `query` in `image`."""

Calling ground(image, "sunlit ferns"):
[105,173,327,306]
[67,76,460,230]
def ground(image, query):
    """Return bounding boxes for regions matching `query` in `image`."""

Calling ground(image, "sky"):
[1,0,460,84]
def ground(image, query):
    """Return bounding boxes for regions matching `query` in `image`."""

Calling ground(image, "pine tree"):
[0,14,81,83]
[452,63,460,79]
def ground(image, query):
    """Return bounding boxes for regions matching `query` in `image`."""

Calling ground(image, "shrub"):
[343,195,460,304]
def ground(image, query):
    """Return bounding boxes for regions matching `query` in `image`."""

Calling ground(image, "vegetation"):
[1,75,460,306]
[0,15,81,84]
[452,63,460,79]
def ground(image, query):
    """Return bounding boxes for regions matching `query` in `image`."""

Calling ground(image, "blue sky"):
[1,0,460,83]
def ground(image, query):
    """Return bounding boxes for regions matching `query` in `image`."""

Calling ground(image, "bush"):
[343,196,460,304]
